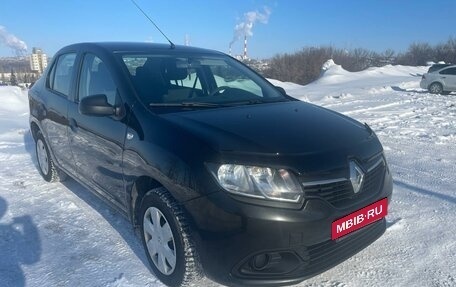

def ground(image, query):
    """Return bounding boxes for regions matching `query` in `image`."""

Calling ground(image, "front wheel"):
[140,187,202,287]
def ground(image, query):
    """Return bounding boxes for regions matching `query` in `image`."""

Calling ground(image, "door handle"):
[441,76,446,79]
[69,118,78,132]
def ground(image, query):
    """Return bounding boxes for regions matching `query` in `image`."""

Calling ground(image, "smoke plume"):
[229,7,271,47]
[0,26,28,55]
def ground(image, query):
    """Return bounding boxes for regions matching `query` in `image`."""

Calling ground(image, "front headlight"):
[215,164,303,202]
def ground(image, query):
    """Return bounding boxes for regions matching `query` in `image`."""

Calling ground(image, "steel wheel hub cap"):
[143,207,177,275]
[36,139,49,175]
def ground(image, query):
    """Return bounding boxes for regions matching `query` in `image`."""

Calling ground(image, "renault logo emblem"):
[349,161,364,194]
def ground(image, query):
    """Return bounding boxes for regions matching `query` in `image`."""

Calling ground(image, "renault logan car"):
[29,42,393,287]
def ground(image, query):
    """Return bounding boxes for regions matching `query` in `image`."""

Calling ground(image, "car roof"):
[61,42,224,56]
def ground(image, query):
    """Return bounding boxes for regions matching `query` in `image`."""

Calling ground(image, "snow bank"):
[0,86,29,144]
[0,86,29,114]
[318,59,351,84]
[271,62,428,102]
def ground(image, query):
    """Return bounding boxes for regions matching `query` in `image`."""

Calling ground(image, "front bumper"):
[184,165,393,286]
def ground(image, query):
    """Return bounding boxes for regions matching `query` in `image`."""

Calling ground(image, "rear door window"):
[439,68,456,75]
[47,53,77,97]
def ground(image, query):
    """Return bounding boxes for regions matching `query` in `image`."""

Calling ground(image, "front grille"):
[295,219,386,277]
[302,158,386,207]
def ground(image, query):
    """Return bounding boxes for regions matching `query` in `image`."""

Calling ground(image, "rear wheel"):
[35,131,66,182]
[429,82,443,94]
[140,187,202,287]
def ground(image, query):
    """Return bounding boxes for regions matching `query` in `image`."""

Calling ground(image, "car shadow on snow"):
[386,217,402,229]
[22,130,152,272]
[391,85,454,95]
[0,196,42,287]
[390,86,428,94]
[58,179,151,268]
[394,180,456,204]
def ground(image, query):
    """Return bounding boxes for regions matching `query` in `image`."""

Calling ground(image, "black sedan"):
[28,42,392,287]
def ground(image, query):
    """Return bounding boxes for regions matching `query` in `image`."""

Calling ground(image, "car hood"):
[160,101,378,156]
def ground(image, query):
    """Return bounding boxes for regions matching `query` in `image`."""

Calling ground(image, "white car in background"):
[420,64,456,94]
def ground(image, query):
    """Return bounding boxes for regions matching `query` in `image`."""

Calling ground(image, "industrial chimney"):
[243,35,248,59]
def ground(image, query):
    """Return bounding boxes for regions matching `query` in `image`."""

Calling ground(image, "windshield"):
[120,53,287,107]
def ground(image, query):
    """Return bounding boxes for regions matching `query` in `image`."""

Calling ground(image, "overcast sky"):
[0,0,455,58]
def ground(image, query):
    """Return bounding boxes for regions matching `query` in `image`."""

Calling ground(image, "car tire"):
[140,187,202,287]
[35,131,66,182]
[429,82,443,94]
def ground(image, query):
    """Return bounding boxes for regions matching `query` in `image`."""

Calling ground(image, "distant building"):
[30,47,48,74]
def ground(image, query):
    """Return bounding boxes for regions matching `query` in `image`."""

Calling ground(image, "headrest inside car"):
[162,60,188,80]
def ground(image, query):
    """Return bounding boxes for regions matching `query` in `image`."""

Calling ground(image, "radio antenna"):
[130,0,175,49]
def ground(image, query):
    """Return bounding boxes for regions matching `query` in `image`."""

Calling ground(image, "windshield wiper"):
[149,102,222,108]
[226,98,290,106]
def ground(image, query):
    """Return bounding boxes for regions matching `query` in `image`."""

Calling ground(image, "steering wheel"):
[208,86,231,97]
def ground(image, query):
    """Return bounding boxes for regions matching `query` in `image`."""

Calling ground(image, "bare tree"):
[434,37,456,63]
[264,38,456,85]
[10,69,18,86]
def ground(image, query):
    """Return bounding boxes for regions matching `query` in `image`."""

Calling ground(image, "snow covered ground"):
[0,61,455,287]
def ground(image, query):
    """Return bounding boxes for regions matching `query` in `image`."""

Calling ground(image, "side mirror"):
[79,94,115,116]
[275,86,287,96]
